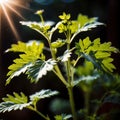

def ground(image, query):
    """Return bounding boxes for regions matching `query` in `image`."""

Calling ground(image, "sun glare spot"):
[0,0,29,41]
[0,0,8,4]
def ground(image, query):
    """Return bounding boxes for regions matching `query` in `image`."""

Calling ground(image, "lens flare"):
[0,0,29,41]
[0,0,8,4]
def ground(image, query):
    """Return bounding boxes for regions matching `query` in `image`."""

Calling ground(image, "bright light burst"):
[0,0,28,40]
[0,0,8,4]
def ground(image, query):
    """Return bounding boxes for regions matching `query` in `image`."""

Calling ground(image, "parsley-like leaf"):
[30,89,59,102]
[27,59,56,83]
[6,41,45,85]
[76,37,119,72]
[0,92,30,113]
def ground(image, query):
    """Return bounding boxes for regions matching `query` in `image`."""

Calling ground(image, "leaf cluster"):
[76,37,118,72]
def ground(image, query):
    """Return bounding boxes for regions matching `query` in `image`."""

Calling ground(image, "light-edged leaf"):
[27,59,56,83]
[6,41,45,85]
[0,102,31,113]
[77,14,98,28]
[73,74,100,86]
[80,22,104,32]
[64,114,72,119]
[0,92,31,113]
[20,21,54,39]
[70,16,104,42]
[51,21,63,34]
[30,89,59,102]
[59,50,72,62]
[6,62,33,85]
[55,114,72,120]
[20,21,54,28]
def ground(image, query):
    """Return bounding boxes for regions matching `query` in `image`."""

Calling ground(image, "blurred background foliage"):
[0,0,120,120]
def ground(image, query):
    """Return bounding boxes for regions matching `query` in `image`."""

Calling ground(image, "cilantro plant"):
[0,10,119,120]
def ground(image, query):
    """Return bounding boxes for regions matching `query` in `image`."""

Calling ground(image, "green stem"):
[48,40,69,86]
[68,87,77,120]
[73,56,82,67]
[39,14,44,25]
[35,110,50,120]
[66,39,77,120]
[53,66,69,86]
[28,106,50,120]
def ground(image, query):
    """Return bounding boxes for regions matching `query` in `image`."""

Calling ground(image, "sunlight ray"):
[1,4,21,40]
[0,0,8,4]
[5,3,25,19]
[0,0,31,41]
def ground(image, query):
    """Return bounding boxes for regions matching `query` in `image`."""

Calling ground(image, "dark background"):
[0,0,119,119]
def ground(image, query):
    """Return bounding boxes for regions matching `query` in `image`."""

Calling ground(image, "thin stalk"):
[66,35,77,120]
[40,15,44,25]
[73,56,82,67]
[53,67,69,86]
[28,106,50,120]
[68,87,77,120]
[48,40,69,87]
[35,110,50,120]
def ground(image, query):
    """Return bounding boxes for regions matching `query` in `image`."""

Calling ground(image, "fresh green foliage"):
[0,10,119,120]
[76,37,118,72]
[6,41,45,85]
[27,59,56,83]
[30,89,59,102]
[0,90,58,114]
[0,92,30,113]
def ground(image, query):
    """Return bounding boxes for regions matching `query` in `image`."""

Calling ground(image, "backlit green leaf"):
[76,37,118,72]
[20,21,54,39]
[77,14,97,28]
[27,59,56,83]
[73,74,100,86]
[0,92,30,113]
[59,12,71,23]
[3,92,28,104]
[59,50,72,62]
[95,51,111,59]
[83,37,92,49]
[30,89,59,102]
[0,102,31,113]
[6,40,44,54]
[6,41,45,85]
[102,58,116,72]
